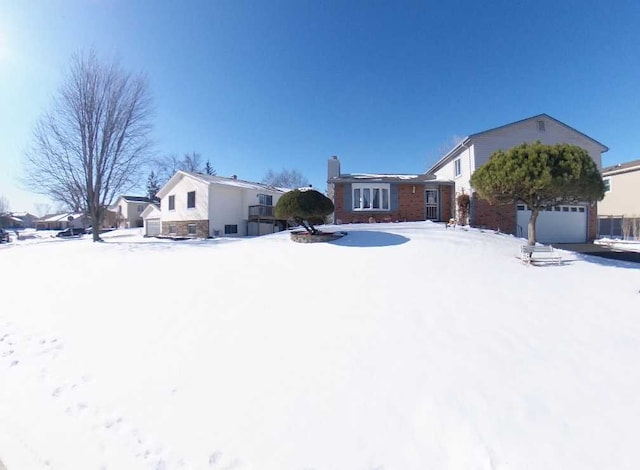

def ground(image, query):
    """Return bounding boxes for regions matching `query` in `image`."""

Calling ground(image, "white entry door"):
[516,204,588,243]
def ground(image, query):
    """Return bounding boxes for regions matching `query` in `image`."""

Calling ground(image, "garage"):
[517,204,588,243]
[145,219,161,237]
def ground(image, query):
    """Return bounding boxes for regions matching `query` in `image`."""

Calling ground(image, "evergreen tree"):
[146,171,161,200]
[470,141,605,245]
[204,160,216,175]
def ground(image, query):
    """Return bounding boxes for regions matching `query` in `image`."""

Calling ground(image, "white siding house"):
[110,196,157,229]
[156,171,287,238]
[428,114,608,243]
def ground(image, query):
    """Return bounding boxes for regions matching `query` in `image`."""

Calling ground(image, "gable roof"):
[141,203,161,219]
[157,170,286,198]
[427,114,609,174]
[602,158,640,176]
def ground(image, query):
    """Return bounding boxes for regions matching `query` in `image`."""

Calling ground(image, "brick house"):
[427,114,608,243]
[327,156,454,224]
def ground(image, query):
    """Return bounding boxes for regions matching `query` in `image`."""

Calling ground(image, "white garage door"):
[516,204,588,243]
[145,219,161,237]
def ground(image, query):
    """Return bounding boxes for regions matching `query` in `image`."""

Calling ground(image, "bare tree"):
[23,50,153,241]
[262,169,309,189]
[151,152,206,183]
[33,203,53,217]
[0,195,9,214]
[181,152,203,172]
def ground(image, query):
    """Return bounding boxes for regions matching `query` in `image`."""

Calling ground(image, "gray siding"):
[472,118,604,171]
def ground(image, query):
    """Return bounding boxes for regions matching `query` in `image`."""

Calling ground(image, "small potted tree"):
[275,189,342,242]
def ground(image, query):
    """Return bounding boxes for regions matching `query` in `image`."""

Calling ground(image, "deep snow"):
[1,222,639,470]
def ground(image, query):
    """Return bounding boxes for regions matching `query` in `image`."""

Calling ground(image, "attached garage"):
[517,204,588,243]
[145,219,161,237]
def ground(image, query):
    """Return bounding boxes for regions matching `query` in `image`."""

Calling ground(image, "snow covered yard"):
[1,222,639,470]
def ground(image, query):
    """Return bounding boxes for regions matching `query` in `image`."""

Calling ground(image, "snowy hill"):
[1,222,639,470]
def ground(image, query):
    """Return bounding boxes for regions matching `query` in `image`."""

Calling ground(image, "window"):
[562,207,569,212]
[187,191,196,209]
[352,184,390,211]
[603,177,611,192]
[537,120,545,132]
[137,204,143,213]
[578,207,585,213]
[258,194,273,206]
[454,158,462,177]
[570,207,578,212]
[224,224,238,234]
[187,224,197,235]
[169,224,177,234]
[516,204,526,211]
[168,195,175,211]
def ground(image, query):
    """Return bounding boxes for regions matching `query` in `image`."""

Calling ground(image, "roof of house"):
[37,212,85,223]
[157,170,287,198]
[427,114,609,174]
[602,158,640,176]
[329,173,443,184]
[119,195,158,203]
[10,212,38,219]
[141,203,161,219]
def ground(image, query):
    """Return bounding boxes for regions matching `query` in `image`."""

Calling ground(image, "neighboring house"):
[110,196,158,228]
[0,213,22,229]
[427,114,608,243]
[597,159,640,238]
[9,212,39,228]
[156,171,287,238]
[327,156,454,224]
[35,213,87,230]
[141,203,161,237]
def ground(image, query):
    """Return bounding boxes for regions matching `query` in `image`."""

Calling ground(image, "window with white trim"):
[603,177,611,192]
[352,183,390,211]
[454,158,462,177]
[168,195,175,211]
[187,223,197,235]
[187,191,196,209]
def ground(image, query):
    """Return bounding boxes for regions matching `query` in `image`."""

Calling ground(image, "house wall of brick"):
[333,183,455,223]
[162,219,209,238]
[440,185,454,221]
[472,197,516,234]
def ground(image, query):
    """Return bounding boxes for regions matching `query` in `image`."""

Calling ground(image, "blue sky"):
[2,0,640,213]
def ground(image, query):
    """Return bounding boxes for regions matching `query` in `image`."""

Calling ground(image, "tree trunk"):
[528,208,539,245]
[90,207,103,242]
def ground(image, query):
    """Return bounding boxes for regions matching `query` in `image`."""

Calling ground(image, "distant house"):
[428,114,608,243]
[597,159,640,238]
[141,203,161,237]
[0,213,22,229]
[156,171,287,238]
[327,156,454,224]
[110,195,158,229]
[9,212,39,228]
[35,213,87,230]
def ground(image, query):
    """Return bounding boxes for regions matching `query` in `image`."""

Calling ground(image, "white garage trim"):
[517,204,588,243]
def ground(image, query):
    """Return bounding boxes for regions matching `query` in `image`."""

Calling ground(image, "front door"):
[425,188,439,220]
